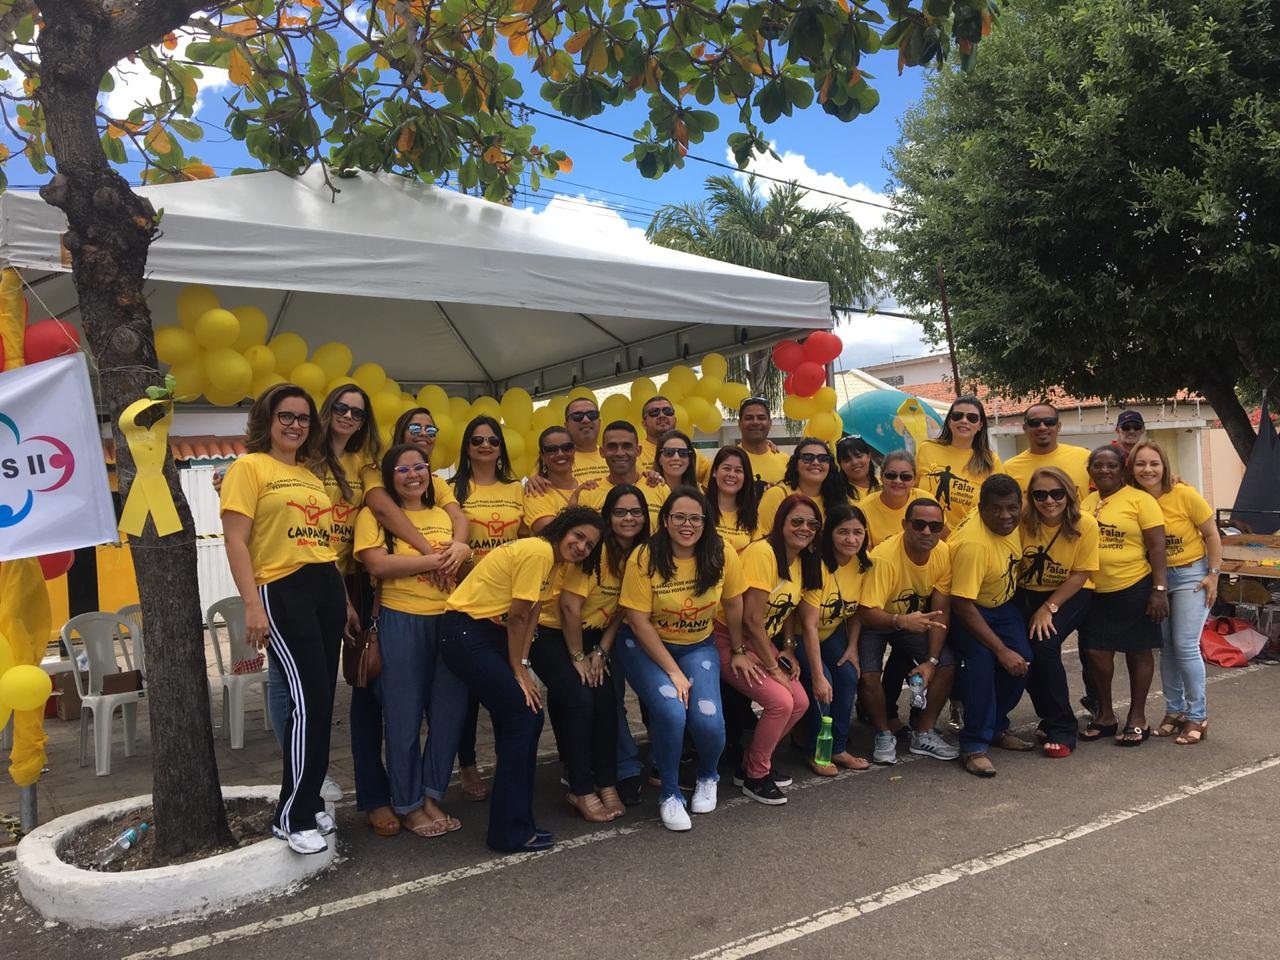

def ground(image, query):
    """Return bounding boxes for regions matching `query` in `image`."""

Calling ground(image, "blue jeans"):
[613,625,643,781]
[1162,558,1211,722]
[375,608,469,813]
[618,632,723,802]
[952,602,1032,754]
[797,632,859,755]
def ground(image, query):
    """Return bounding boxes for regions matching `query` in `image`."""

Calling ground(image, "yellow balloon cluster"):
[155,285,280,404]
[782,384,844,442]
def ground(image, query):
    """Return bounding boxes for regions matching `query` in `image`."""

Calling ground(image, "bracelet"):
[1152,585,1168,593]
[892,613,900,629]
[591,648,607,658]
[1207,567,1220,575]
[927,656,940,667]
[781,638,796,651]
[732,644,748,656]
[518,658,532,668]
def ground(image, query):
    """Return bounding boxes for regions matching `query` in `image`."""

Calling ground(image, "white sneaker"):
[659,795,692,832]
[910,728,961,761]
[320,776,343,802]
[690,779,717,814]
[872,730,899,765]
[314,810,336,836]
[272,826,328,855]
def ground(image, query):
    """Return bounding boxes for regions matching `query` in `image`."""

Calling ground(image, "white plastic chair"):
[60,613,148,777]
[206,597,272,749]
[116,603,147,680]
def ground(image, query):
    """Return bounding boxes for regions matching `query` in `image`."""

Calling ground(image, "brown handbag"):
[342,579,383,687]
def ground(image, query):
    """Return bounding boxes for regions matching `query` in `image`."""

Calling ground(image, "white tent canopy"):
[0,168,829,396]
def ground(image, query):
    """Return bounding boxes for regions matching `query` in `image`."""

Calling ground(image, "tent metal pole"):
[576,314,628,346]
[266,290,294,342]
[435,301,495,390]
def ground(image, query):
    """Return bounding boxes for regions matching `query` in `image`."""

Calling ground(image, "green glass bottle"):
[814,715,834,766]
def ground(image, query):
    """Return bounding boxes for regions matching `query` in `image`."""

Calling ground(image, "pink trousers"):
[714,627,809,779]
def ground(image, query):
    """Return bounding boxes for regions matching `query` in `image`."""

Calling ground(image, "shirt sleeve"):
[1182,485,1214,526]
[1075,516,1100,573]
[561,563,593,599]
[860,553,894,610]
[523,491,558,528]
[947,537,984,601]
[619,549,653,613]
[932,541,953,594]
[1136,491,1165,530]
[510,541,552,603]
[351,507,384,556]
[757,485,783,534]
[358,460,381,492]
[218,456,260,520]
[720,546,746,600]
[431,475,457,509]
[740,541,779,592]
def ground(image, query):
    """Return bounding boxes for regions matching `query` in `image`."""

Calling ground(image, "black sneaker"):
[617,775,644,806]
[742,776,787,806]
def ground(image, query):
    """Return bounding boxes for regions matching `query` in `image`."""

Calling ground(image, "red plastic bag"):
[1201,617,1266,667]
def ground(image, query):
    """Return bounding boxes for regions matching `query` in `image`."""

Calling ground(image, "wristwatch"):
[1153,585,1168,592]
[572,651,586,662]
[732,644,748,656]
[927,656,941,667]
[519,657,532,667]
[1046,601,1059,615]
[1208,567,1220,575]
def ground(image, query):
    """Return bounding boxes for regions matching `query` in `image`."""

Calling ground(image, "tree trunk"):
[37,12,232,857]
[1197,367,1256,464]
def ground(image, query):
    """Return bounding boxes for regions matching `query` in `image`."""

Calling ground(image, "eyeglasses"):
[645,406,675,418]
[1119,423,1144,432]
[393,462,430,475]
[882,470,914,482]
[669,512,705,527]
[469,435,501,447]
[611,506,645,518]
[1025,417,1059,428]
[567,409,600,423]
[406,423,438,439]
[908,518,945,533]
[788,516,821,531]
[275,411,311,427]
[1031,488,1068,502]
[798,452,834,465]
[331,400,367,422]
[660,447,692,459]
[949,411,981,424]
[541,441,575,455]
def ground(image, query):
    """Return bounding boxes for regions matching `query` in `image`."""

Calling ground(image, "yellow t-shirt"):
[858,488,938,547]
[578,478,669,529]
[620,543,746,645]
[1157,483,1214,567]
[714,507,761,555]
[522,484,574,530]
[948,519,1022,608]
[1004,444,1092,501]
[735,538,804,637]
[556,561,624,631]
[352,505,453,615]
[1018,513,1100,592]
[862,535,952,616]
[459,480,525,559]
[446,537,558,622]
[915,440,1003,529]
[744,448,790,496]
[757,484,830,535]
[323,450,374,574]
[571,449,610,484]
[1080,486,1165,593]
[639,437,711,486]
[801,559,866,641]
[220,453,336,585]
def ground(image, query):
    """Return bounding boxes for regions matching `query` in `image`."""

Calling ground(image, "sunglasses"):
[567,409,600,423]
[909,518,945,533]
[393,462,430,475]
[1025,416,1059,428]
[541,441,575,455]
[660,447,692,459]
[788,516,821,531]
[798,452,834,465]
[669,512,705,527]
[275,411,311,427]
[645,406,675,418]
[949,411,981,424]
[1119,423,1144,432]
[406,423,438,438]
[611,506,645,518]
[469,435,501,447]
[1031,488,1068,502]
[331,400,367,422]
[882,470,914,482]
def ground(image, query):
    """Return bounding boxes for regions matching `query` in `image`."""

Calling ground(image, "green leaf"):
[99,73,115,93]
[169,119,204,141]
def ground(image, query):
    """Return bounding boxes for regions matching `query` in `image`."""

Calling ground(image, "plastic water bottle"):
[813,716,834,766]
[908,673,928,710]
[97,822,148,866]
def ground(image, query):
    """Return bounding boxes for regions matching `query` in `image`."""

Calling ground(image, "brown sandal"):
[597,787,626,819]
[808,759,839,777]
[1152,713,1186,738]
[565,793,614,823]
[1174,720,1208,745]
[962,751,997,777]
[367,807,401,837]
[830,752,871,771]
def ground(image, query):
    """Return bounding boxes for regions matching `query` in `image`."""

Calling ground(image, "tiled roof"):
[907,380,1203,418]
[103,435,246,464]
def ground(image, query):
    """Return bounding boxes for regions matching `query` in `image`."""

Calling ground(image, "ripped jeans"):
[617,633,724,803]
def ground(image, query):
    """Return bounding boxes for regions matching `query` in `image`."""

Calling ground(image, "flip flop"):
[808,759,839,777]
[1079,721,1118,742]
[831,753,871,771]
[402,816,449,838]
[367,809,401,837]
[431,816,462,833]
[1115,725,1148,747]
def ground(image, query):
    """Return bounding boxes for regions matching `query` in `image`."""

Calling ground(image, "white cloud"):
[102,29,230,121]
[836,309,931,368]
[526,193,652,247]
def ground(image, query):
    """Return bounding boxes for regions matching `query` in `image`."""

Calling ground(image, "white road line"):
[686,753,1280,960]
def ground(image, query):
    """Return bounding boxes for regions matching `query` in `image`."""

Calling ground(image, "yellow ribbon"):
[118,396,183,537]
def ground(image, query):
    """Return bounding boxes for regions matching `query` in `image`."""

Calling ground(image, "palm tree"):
[646,174,876,408]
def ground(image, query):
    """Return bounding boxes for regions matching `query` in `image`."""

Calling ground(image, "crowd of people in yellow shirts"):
[218,381,1222,855]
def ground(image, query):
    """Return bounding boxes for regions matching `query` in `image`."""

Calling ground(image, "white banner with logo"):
[0,353,117,560]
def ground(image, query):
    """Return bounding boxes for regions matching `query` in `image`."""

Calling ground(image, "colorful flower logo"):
[0,411,77,528]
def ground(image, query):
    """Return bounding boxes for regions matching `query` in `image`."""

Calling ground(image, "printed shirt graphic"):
[1080,486,1165,593]
[523,484,574,529]
[949,519,1022,608]
[219,452,336,585]
[915,440,1002,528]
[461,480,525,559]
[733,539,803,636]
[579,478,668,529]
[802,559,867,641]
[571,449,611,484]
[639,437,712,486]
[323,450,373,575]
[858,488,939,547]
[620,544,746,645]
[446,537,557,622]
[1004,444,1092,501]
[1157,484,1213,567]
[556,561,624,631]
[862,535,952,617]
[352,505,453,615]
[745,449,789,497]
[714,507,761,555]
[1018,512,1100,592]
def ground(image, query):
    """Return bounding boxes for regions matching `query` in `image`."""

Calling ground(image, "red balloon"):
[23,318,81,365]
[782,372,794,395]
[771,339,805,373]
[803,331,844,364]
[790,362,826,398]
[38,551,75,580]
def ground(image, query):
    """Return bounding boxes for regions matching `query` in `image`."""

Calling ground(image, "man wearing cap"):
[1111,411,1146,464]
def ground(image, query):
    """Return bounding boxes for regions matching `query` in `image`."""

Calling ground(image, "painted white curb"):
[16,785,335,929]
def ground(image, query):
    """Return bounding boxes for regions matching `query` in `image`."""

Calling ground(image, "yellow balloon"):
[472,395,502,420]
[352,361,387,396]
[194,308,241,350]
[783,394,818,421]
[667,364,697,396]
[430,412,456,443]
[252,371,287,397]
[244,344,276,377]
[177,285,220,331]
[155,325,199,366]
[269,332,309,375]
[205,348,253,395]
[718,381,752,409]
[229,306,269,351]
[684,396,712,426]
[701,352,728,380]
[311,341,354,381]
[205,383,247,406]
[568,386,597,406]
[662,377,686,402]
[806,411,842,441]
[599,394,632,425]
[449,396,472,424]
[814,386,838,411]
[290,361,327,397]
[695,375,724,401]
[696,408,724,434]
[170,358,207,400]
[326,375,359,397]
[372,391,402,427]
[417,384,450,413]
[532,403,561,433]
[383,377,401,397]
[630,377,658,406]
[430,444,456,472]
[504,430,526,464]
[0,664,53,712]
[671,402,689,433]
[500,387,534,428]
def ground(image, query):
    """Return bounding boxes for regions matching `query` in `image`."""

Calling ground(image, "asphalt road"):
[2,659,1277,960]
